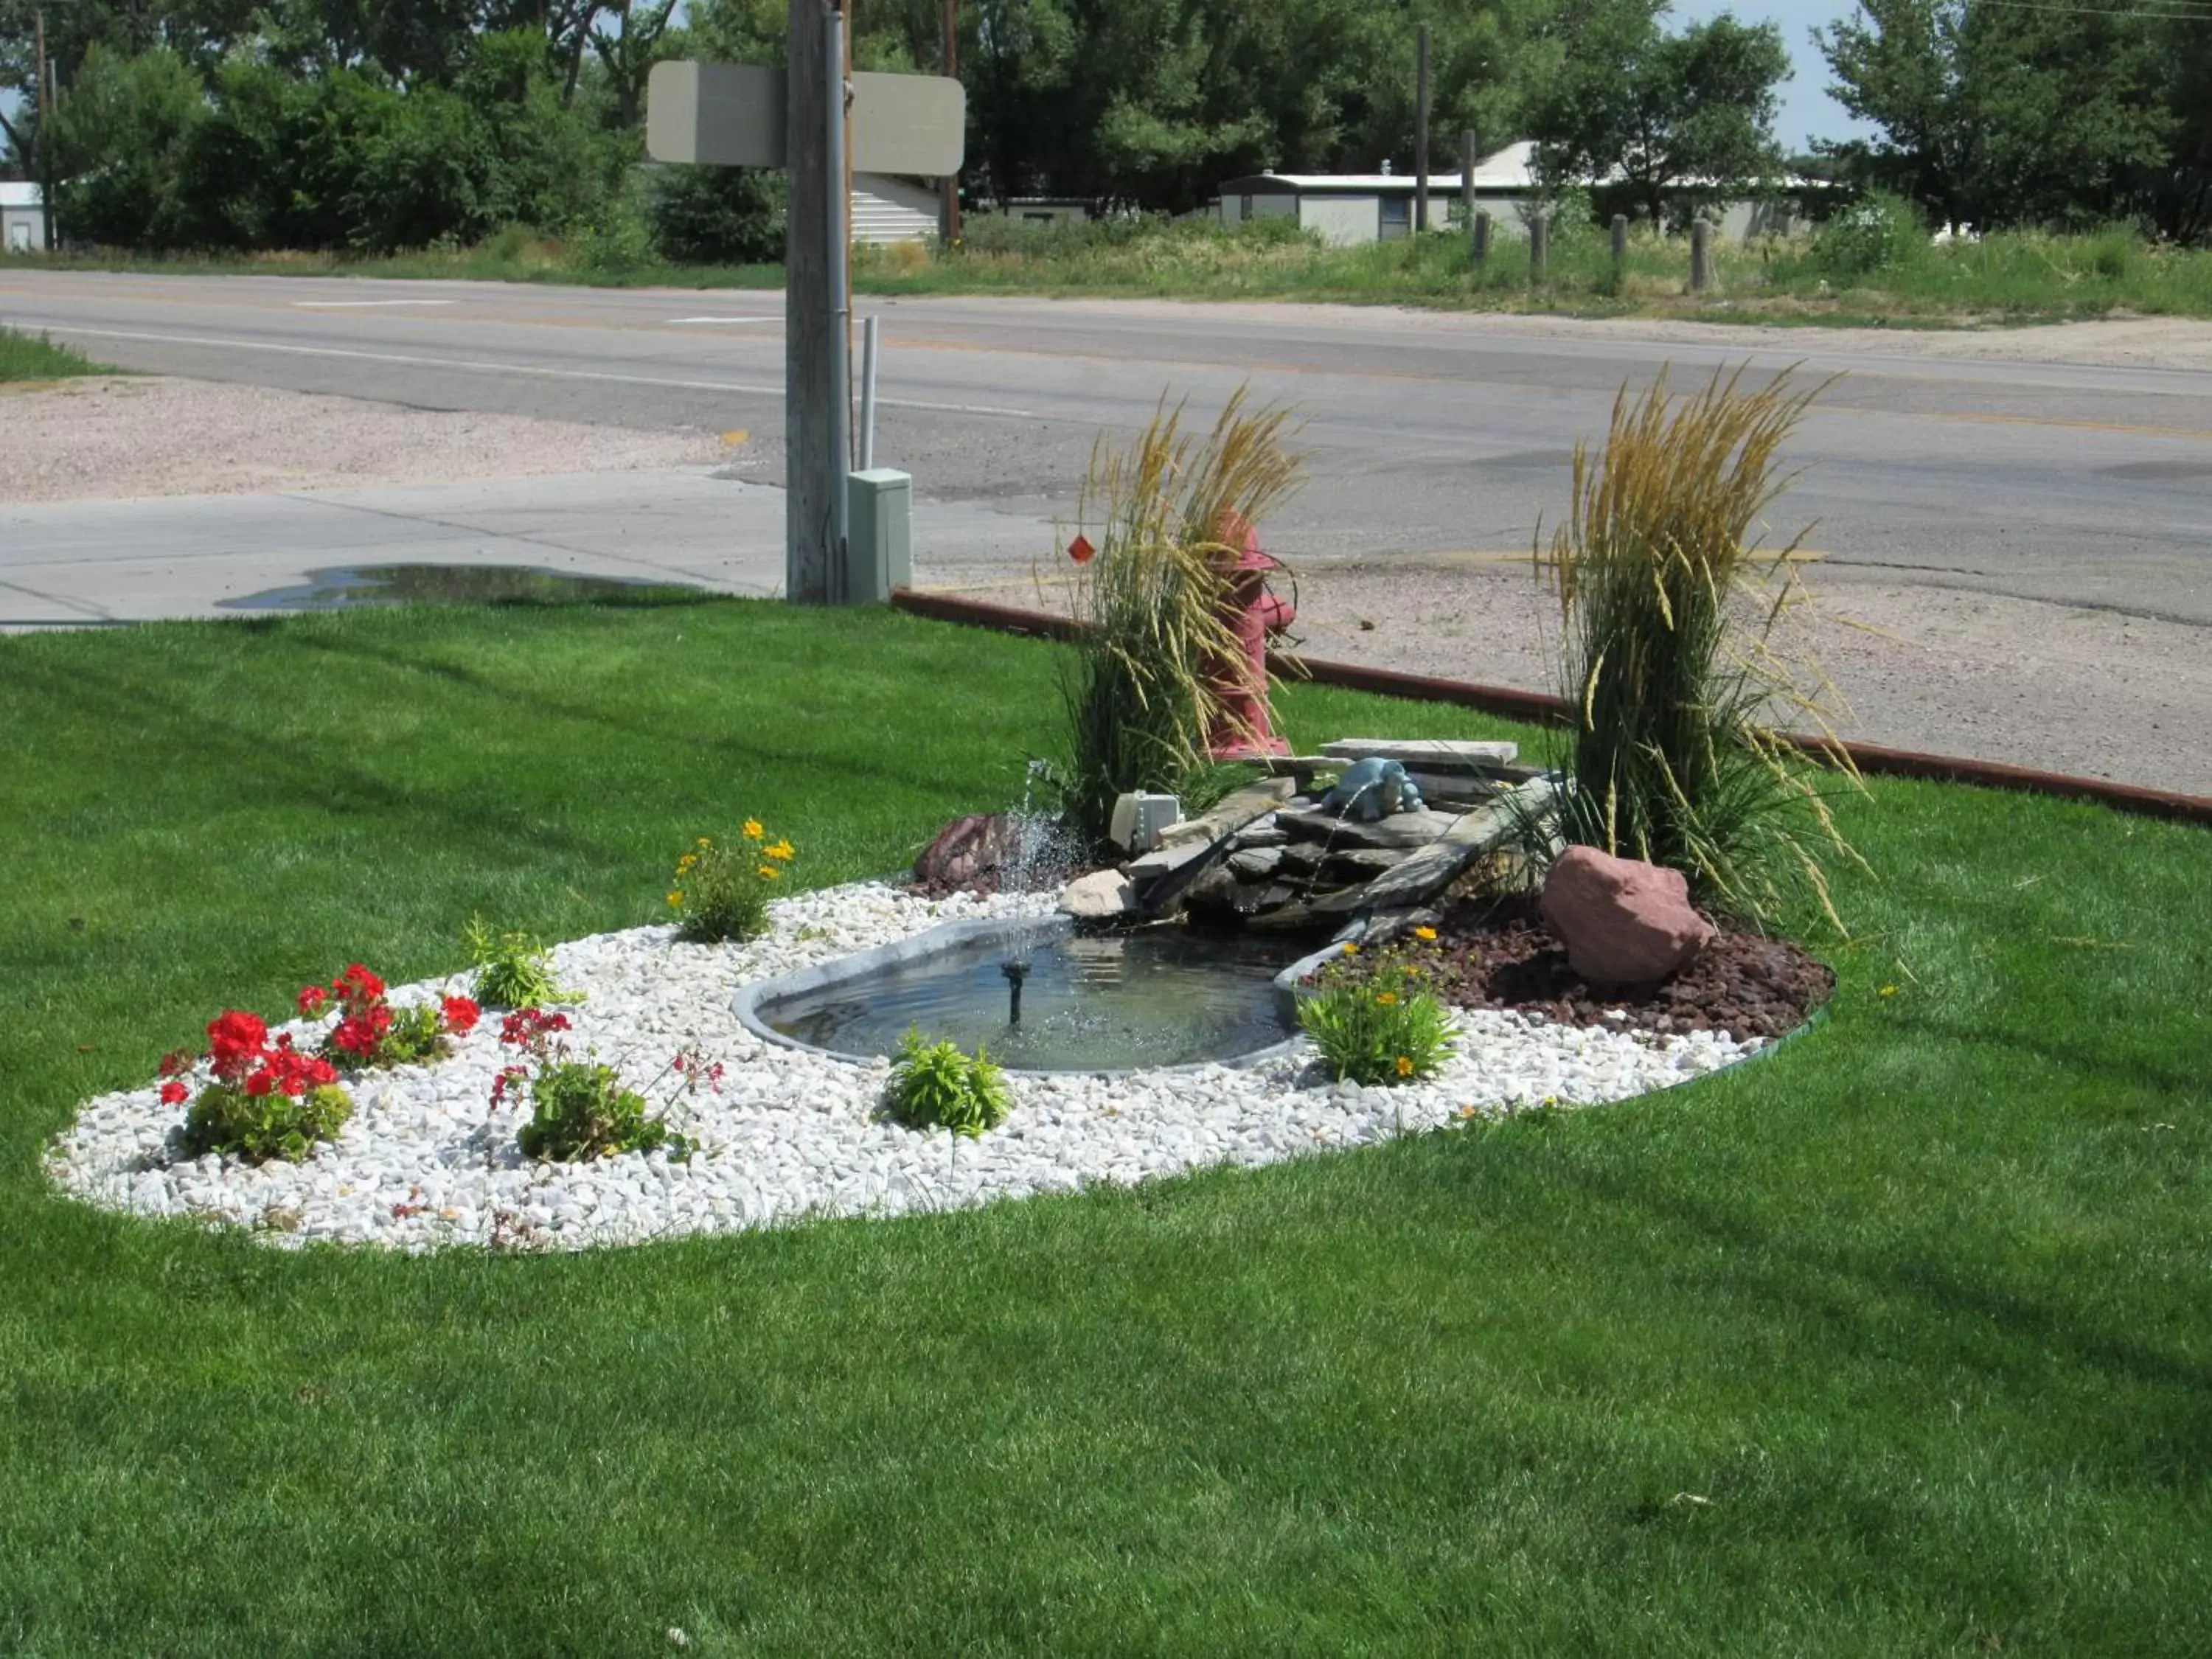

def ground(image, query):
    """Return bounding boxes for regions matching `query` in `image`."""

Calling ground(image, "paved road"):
[7,270,2212,627]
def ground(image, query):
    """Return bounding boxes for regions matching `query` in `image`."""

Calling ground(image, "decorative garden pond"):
[740,917,1324,1072]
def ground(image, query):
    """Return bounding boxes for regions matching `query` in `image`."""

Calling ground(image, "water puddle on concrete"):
[219,564,713,612]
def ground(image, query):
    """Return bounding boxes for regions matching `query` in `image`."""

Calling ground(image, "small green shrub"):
[181,1082,354,1165]
[1809,191,1924,279]
[668,824,794,942]
[884,1029,1012,1136]
[464,916,576,1009]
[1296,940,1455,1087]
[515,1060,672,1161]
[493,1007,690,1162]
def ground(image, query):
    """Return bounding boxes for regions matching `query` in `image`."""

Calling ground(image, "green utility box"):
[843,468,913,603]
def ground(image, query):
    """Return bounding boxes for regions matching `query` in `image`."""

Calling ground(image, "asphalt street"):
[7,270,2212,627]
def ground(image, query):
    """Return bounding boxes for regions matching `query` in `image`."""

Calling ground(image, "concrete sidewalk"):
[0,465,1059,628]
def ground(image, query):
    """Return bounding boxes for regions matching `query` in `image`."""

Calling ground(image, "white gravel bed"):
[44,882,1761,1253]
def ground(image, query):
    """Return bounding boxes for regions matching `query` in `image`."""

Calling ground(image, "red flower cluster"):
[498,1007,572,1048]
[162,1007,340,1105]
[296,963,478,1062]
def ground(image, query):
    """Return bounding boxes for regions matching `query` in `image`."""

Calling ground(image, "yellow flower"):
[1396,1056,1414,1077]
[695,836,712,849]
[1376,991,1399,1006]
[666,890,684,908]
[767,840,795,860]
[677,854,697,872]
[1878,984,1898,998]
[742,819,765,841]
[757,865,780,880]
[1341,943,1359,956]
[1413,925,1438,942]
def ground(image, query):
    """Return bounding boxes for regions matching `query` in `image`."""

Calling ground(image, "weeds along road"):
[6,269,2212,629]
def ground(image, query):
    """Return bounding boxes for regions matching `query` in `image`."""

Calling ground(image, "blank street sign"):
[647,60,967,176]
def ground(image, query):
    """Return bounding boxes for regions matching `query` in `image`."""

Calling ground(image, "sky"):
[1672,0,1878,151]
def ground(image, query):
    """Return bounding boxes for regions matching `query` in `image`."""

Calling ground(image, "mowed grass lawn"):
[1,601,2206,1657]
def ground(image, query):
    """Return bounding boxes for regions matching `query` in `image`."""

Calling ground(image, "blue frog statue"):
[1319,757,1425,822]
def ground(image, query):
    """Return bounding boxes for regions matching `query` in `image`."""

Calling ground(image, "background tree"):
[1528,1,1789,226]
[1818,0,2175,233]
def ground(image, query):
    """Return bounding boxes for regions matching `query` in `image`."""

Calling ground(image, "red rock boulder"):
[1540,846,1717,985]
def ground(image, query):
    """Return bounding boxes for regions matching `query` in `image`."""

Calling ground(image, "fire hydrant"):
[1204,516,1295,760]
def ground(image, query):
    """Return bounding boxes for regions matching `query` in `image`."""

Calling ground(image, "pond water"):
[219,564,711,612]
[762,923,1322,1073]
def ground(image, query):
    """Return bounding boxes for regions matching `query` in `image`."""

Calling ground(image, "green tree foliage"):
[1818,0,2187,236]
[41,25,619,252]
[1528,2,1790,226]
[44,44,208,248]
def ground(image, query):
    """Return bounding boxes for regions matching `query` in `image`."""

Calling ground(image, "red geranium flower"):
[159,1079,189,1106]
[297,984,330,1017]
[441,995,480,1035]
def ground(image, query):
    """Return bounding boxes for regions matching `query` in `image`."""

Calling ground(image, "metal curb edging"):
[889,589,2212,830]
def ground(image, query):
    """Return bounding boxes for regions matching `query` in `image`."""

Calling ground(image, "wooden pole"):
[940,0,961,243]
[34,3,55,251]
[1472,209,1492,266]
[1460,127,1476,233]
[1529,213,1548,284]
[1611,213,1628,263]
[785,0,851,604]
[1413,24,1431,234]
[1690,216,1713,292]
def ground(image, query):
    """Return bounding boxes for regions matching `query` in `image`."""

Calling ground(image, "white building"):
[850,175,940,246]
[1,182,46,253]
[1216,143,1811,247]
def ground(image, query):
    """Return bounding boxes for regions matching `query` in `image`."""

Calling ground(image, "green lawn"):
[0,324,111,382]
[2,601,2206,1656]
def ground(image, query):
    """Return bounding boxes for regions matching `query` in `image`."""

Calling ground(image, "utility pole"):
[1413,24,1430,234]
[33,1,54,250]
[786,0,852,604]
[939,0,960,243]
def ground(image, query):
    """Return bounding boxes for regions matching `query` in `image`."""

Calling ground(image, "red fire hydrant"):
[1204,515,1294,760]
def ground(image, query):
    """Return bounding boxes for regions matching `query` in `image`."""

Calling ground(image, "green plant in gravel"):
[493,1006,692,1162]
[667,824,793,942]
[462,915,577,1009]
[1059,389,1304,849]
[884,1028,1012,1136]
[1545,364,1863,926]
[1296,936,1455,1086]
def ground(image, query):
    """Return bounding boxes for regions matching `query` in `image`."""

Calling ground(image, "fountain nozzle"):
[1001,959,1030,1026]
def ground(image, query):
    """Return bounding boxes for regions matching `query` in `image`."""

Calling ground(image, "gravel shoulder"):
[918,553,2212,799]
[1,375,725,504]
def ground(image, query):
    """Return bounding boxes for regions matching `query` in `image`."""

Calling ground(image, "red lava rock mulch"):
[1426,894,1833,1044]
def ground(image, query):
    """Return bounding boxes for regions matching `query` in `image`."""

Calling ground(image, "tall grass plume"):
[1543,364,1863,925]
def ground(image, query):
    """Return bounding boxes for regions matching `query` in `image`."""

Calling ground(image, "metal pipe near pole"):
[825,0,852,603]
[858,314,880,471]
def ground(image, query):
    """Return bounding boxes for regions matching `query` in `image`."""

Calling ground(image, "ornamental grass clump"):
[160,1011,354,1164]
[1296,936,1455,1087]
[883,1029,1012,1137]
[668,823,793,942]
[463,916,577,1009]
[1059,389,1303,849]
[1544,364,1863,927]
